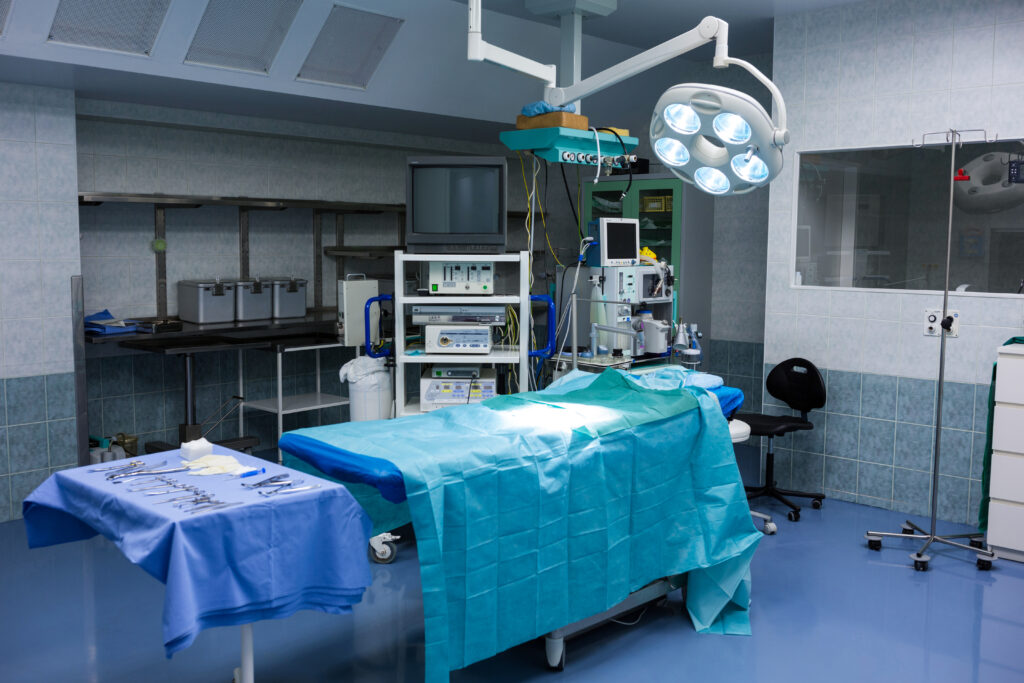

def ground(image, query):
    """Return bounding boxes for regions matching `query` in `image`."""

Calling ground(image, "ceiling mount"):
[524,0,617,19]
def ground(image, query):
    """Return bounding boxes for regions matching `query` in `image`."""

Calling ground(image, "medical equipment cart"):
[392,251,531,416]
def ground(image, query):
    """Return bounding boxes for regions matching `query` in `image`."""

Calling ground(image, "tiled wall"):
[84,347,354,462]
[0,83,80,378]
[710,189,769,345]
[705,339,765,413]
[0,82,81,521]
[760,364,988,525]
[764,1,1024,523]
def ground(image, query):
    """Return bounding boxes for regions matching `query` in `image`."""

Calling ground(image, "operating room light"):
[655,137,690,166]
[663,103,701,135]
[731,153,770,183]
[694,166,730,195]
[712,113,752,144]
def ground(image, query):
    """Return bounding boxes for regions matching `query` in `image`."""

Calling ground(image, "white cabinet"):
[988,345,1024,563]
[393,251,530,417]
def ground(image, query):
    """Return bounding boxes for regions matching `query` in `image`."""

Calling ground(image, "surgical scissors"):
[258,484,321,497]
[241,473,289,489]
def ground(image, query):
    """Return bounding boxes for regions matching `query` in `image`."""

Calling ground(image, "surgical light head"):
[650,83,784,196]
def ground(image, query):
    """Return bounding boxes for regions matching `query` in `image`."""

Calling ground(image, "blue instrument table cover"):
[281,367,761,681]
[22,446,373,656]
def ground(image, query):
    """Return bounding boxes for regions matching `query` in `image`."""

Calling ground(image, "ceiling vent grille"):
[185,0,302,74]
[297,4,403,89]
[48,0,171,55]
[0,0,11,35]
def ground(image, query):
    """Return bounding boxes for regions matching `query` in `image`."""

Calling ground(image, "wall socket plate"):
[924,308,959,337]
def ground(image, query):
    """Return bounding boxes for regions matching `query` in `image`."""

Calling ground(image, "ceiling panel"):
[297,4,403,89]
[185,0,302,74]
[48,0,171,55]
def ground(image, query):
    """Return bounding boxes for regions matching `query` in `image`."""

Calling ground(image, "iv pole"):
[864,129,997,572]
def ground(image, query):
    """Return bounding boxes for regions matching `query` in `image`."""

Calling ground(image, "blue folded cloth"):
[521,100,577,117]
[84,309,139,335]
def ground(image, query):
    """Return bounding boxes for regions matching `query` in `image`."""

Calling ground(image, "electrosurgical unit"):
[427,261,494,294]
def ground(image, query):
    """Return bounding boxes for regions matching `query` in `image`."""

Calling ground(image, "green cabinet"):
[584,176,682,267]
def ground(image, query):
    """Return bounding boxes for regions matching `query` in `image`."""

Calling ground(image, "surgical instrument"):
[153,494,209,506]
[258,484,321,497]
[241,473,289,489]
[188,501,244,515]
[89,460,145,473]
[109,464,189,482]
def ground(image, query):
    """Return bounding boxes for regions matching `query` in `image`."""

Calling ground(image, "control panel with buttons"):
[924,308,959,337]
[428,261,494,295]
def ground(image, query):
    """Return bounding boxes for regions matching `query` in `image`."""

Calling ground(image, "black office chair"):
[735,357,826,522]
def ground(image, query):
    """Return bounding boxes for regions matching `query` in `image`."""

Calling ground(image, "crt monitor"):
[587,218,640,266]
[406,156,507,253]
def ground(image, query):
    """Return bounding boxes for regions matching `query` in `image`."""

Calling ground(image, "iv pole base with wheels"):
[864,128,997,572]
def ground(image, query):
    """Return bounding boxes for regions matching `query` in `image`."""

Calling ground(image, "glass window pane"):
[638,189,673,254]
[795,140,1024,293]
[592,190,623,219]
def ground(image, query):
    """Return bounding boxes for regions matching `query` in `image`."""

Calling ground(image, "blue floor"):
[3,499,1023,682]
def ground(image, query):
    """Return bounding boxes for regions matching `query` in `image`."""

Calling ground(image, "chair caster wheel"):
[901,525,915,535]
[763,522,777,535]
[811,499,822,509]
[867,538,881,551]
[977,558,993,571]
[913,558,928,572]
[368,541,397,564]
[969,539,984,549]
[787,510,800,522]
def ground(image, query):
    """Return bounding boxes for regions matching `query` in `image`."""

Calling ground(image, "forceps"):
[241,473,289,489]
[90,460,145,473]
[258,484,321,496]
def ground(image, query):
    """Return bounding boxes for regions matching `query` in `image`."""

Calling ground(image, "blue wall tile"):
[974,382,991,432]
[163,390,184,430]
[163,356,186,390]
[940,382,975,431]
[897,378,936,425]
[10,469,48,520]
[8,422,48,472]
[824,456,857,493]
[729,341,755,377]
[938,475,969,524]
[825,488,857,503]
[220,350,239,383]
[45,372,75,420]
[971,432,988,480]
[6,376,46,425]
[132,354,164,394]
[857,494,892,511]
[938,429,972,478]
[0,475,10,523]
[101,396,134,435]
[858,462,893,499]
[133,393,164,434]
[826,370,861,415]
[770,448,793,489]
[859,418,895,465]
[968,479,983,527]
[0,427,7,474]
[86,358,102,400]
[87,399,102,438]
[100,356,133,397]
[706,341,728,374]
[825,413,859,458]
[791,411,825,453]
[893,467,930,516]
[0,380,5,425]
[895,423,934,471]
[861,374,897,420]
[46,418,77,467]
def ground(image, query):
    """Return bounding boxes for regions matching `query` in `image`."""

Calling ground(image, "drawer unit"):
[990,452,1024,501]
[987,501,1024,555]
[995,346,1024,404]
[993,404,1024,455]
[178,280,235,323]
[989,343,1024,563]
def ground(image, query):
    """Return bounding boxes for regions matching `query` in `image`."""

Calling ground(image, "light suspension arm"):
[467,0,556,88]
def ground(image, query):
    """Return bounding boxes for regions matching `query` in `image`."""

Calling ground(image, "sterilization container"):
[234,278,271,321]
[269,277,308,319]
[177,279,235,324]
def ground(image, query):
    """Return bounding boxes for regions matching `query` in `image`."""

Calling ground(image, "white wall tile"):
[40,260,80,317]
[993,22,1024,85]
[0,142,37,200]
[766,264,798,313]
[951,0,998,28]
[898,321,941,379]
[773,13,806,53]
[875,40,914,94]
[124,157,160,194]
[0,261,42,319]
[872,95,913,148]
[1,316,46,369]
[995,0,1024,24]
[772,50,805,102]
[836,99,875,149]
[952,26,995,90]
[802,101,838,150]
[42,316,73,364]
[831,290,868,318]
[912,32,953,92]
[913,0,959,36]
[33,88,76,145]
[94,155,127,193]
[863,291,901,322]
[909,91,951,139]
[950,87,992,131]
[840,1,877,44]
[0,83,36,142]
[827,316,865,372]
[766,210,792,262]
[764,312,798,363]
[839,41,876,102]
[805,7,842,50]
[990,84,1024,139]
[793,314,829,364]
[869,321,902,375]
[36,144,77,201]
[0,202,39,259]
[797,289,830,316]
[876,0,917,43]
[804,48,840,103]
[37,203,80,261]
[77,153,94,192]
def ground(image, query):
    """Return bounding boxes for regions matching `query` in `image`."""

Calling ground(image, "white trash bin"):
[339,356,393,421]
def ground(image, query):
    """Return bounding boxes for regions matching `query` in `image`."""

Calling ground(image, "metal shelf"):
[401,295,520,305]
[242,393,349,415]
[399,345,521,364]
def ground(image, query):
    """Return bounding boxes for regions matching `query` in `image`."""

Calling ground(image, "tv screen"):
[406,157,507,253]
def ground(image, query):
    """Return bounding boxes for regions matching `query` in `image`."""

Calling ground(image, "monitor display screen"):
[410,166,502,235]
[604,220,639,260]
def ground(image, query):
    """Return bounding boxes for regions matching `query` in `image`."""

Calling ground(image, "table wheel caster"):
[763,521,777,535]
[901,524,915,535]
[969,539,984,549]
[545,637,565,672]
[912,554,929,572]
[811,499,822,509]
[368,541,397,564]
[787,510,800,522]
[867,538,881,551]
[977,557,993,571]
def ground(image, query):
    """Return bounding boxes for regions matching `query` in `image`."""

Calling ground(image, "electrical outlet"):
[924,309,959,337]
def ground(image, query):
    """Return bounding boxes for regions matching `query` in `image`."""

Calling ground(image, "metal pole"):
[927,131,959,541]
[571,292,578,370]
[184,354,195,424]
[238,623,254,683]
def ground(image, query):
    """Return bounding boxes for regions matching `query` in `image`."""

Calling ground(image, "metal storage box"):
[269,277,308,319]
[234,278,271,321]
[178,279,235,324]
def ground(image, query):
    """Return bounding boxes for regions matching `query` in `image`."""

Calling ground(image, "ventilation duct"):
[185,0,302,73]
[48,0,171,55]
[297,4,403,89]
